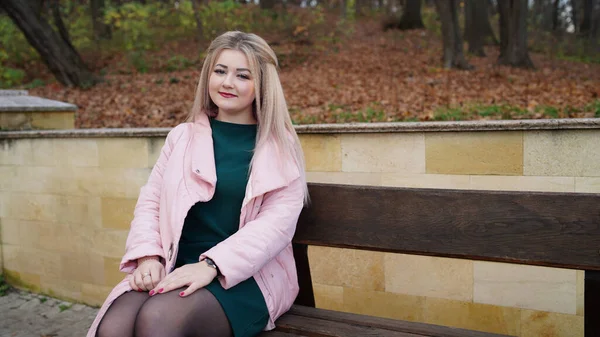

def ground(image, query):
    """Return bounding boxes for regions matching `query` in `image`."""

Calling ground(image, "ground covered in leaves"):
[27,20,600,128]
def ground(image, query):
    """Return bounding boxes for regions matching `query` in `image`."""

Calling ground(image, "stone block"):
[148,138,165,168]
[380,173,471,189]
[524,130,600,177]
[2,244,20,271]
[474,261,577,315]
[576,270,584,316]
[30,111,75,129]
[426,132,523,175]
[0,139,33,165]
[101,197,136,230]
[341,133,425,173]
[343,287,424,322]
[313,283,344,311]
[53,139,99,167]
[0,218,20,244]
[469,175,575,192]
[308,246,385,291]
[90,229,128,258]
[575,177,600,193]
[299,134,342,172]
[40,276,82,302]
[97,138,149,168]
[385,254,473,302]
[104,256,126,287]
[424,297,521,336]
[306,172,381,186]
[81,283,113,307]
[520,310,583,337]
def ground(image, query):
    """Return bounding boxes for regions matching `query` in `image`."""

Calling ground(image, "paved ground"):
[0,288,98,337]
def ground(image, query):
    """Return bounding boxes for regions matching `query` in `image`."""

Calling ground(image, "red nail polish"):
[158,288,164,293]
[149,290,155,296]
[179,291,185,297]
[137,289,142,292]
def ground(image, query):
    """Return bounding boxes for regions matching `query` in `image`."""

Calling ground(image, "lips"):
[219,92,237,98]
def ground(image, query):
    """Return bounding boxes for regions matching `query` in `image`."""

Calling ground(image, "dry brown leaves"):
[29,20,600,128]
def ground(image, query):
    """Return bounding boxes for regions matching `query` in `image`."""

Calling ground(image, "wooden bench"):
[261,183,600,337]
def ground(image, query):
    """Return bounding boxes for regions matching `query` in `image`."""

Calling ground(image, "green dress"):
[175,118,269,337]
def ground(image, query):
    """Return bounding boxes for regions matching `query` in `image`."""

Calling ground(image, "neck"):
[215,109,257,125]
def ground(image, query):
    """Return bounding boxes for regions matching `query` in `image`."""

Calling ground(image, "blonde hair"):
[187,31,309,204]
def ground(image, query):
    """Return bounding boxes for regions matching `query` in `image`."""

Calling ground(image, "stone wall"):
[1,119,599,337]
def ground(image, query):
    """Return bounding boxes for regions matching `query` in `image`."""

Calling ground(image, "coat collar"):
[190,113,300,201]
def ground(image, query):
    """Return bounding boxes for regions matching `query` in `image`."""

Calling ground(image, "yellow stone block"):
[524,130,600,177]
[68,167,150,199]
[385,254,473,302]
[30,111,75,129]
[0,166,17,191]
[53,139,99,167]
[101,197,136,230]
[18,248,63,279]
[0,218,21,244]
[299,134,342,172]
[104,256,126,287]
[36,221,91,254]
[16,219,41,248]
[576,271,584,316]
[90,229,128,258]
[31,139,56,167]
[575,177,600,193]
[148,138,166,168]
[424,297,521,336]
[2,244,20,271]
[61,254,95,284]
[474,261,577,315]
[343,287,425,322]
[380,173,471,189]
[426,132,523,175]
[40,276,82,302]
[520,310,583,337]
[469,175,575,192]
[98,138,149,168]
[313,283,344,311]
[341,133,425,173]
[0,139,33,166]
[3,193,58,222]
[82,283,113,307]
[308,246,385,291]
[0,111,29,130]
[306,172,381,186]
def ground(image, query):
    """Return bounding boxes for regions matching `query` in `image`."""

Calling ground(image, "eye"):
[238,74,250,80]
[214,69,225,74]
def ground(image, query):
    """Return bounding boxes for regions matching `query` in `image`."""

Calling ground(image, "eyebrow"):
[215,64,251,73]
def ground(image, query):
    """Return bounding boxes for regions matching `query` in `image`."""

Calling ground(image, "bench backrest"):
[291,183,600,309]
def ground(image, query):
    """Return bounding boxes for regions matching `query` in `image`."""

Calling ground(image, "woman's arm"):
[119,124,186,273]
[200,177,305,289]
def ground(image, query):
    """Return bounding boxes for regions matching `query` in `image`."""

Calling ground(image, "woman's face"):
[208,49,256,124]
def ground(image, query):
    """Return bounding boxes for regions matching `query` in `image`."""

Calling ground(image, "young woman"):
[88,31,309,337]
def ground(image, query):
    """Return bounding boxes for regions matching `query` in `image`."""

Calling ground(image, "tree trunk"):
[0,0,100,88]
[91,0,111,41]
[552,0,560,30]
[260,0,276,9]
[581,0,594,35]
[465,0,498,56]
[396,0,425,29]
[434,0,473,69]
[570,0,579,32]
[191,0,203,41]
[498,0,535,69]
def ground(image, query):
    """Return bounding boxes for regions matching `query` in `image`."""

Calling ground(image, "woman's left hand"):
[150,260,218,297]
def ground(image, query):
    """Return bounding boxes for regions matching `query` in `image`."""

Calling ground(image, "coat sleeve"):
[201,177,305,289]
[119,124,186,273]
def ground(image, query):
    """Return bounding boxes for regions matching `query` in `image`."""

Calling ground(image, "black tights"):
[96,288,233,337]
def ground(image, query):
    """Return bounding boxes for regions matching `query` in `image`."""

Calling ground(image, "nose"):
[222,73,234,88]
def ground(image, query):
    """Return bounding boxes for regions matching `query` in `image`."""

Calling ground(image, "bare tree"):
[91,0,111,41]
[465,0,498,56]
[0,0,100,88]
[581,0,595,36]
[191,0,204,41]
[498,0,535,68]
[394,0,425,30]
[434,0,473,69]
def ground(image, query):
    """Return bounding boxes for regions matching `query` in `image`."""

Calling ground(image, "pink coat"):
[87,113,305,337]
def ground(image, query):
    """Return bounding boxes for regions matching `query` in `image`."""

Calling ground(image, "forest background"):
[1,0,599,128]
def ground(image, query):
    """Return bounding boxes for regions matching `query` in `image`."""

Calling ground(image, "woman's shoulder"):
[166,122,195,142]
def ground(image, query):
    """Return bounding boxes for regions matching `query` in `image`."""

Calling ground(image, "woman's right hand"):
[130,256,166,292]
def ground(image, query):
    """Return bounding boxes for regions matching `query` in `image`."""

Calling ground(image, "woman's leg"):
[134,288,233,337]
[97,291,150,337]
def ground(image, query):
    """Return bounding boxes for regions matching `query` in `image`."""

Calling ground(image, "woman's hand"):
[130,256,165,292]
[150,260,218,297]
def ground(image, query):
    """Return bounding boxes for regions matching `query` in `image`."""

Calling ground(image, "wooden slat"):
[585,270,600,337]
[295,183,600,270]
[258,331,302,336]
[287,305,510,337]
[275,313,425,336]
